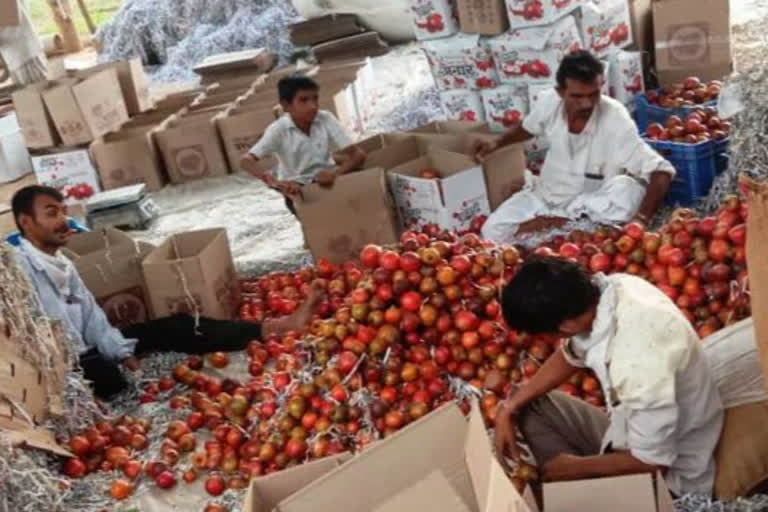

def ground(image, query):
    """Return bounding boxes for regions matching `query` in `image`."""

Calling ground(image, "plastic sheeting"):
[292,0,415,42]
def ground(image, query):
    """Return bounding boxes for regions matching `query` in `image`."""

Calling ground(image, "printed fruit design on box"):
[500,53,551,79]
[551,0,573,9]
[625,74,642,94]
[63,182,95,201]
[588,19,629,52]
[441,91,485,122]
[509,0,545,20]
[411,2,447,33]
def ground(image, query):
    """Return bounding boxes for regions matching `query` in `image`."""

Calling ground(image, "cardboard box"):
[154,112,230,184]
[653,0,732,85]
[0,0,20,26]
[244,453,353,512]
[440,89,487,122]
[72,59,153,115]
[505,0,583,29]
[608,50,644,111]
[410,0,460,41]
[457,0,509,35]
[481,84,530,132]
[31,148,101,205]
[62,229,154,328]
[42,69,130,146]
[271,402,532,512]
[0,113,32,184]
[215,106,279,172]
[581,0,634,59]
[90,125,167,192]
[142,228,238,320]
[295,168,399,264]
[423,34,500,91]
[628,0,654,56]
[488,15,582,86]
[388,148,490,232]
[11,82,60,149]
[745,178,768,386]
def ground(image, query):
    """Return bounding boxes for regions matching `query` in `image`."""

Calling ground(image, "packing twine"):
[170,236,202,335]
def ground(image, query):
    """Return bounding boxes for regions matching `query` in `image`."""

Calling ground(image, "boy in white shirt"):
[241,75,367,214]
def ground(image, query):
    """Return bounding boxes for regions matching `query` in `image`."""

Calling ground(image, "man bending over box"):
[240,75,367,215]
[11,185,323,400]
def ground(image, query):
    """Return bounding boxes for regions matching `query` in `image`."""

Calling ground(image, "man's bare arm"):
[241,153,278,187]
[635,171,673,224]
[542,452,665,482]
[497,124,535,149]
[335,145,366,176]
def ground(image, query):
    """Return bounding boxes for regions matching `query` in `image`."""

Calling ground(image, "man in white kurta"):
[495,258,723,498]
[476,51,675,244]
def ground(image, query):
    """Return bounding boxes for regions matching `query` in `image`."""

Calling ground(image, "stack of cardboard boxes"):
[289,14,389,63]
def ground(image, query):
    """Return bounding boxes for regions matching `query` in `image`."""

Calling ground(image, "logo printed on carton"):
[410,0,458,40]
[214,269,238,314]
[99,287,148,329]
[233,136,260,153]
[440,90,485,121]
[174,146,209,178]
[667,24,710,64]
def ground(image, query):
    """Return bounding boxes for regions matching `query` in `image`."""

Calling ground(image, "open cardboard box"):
[295,167,399,264]
[350,134,526,212]
[141,228,238,320]
[90,124,167,191]
[256,400,676,512]
[41,69,129,146]
[62,228,155,329]
[269,402,531,512]
[153,111,230,184]
[388,148,490,232]
[11,81,61,149]
[243,453,353,512]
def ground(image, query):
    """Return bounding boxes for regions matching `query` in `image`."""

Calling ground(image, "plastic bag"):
[702,318,768,409]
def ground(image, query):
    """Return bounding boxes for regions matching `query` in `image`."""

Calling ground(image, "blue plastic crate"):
[714,137,730,174]
[644,137,717,206]
[635,89,717,133]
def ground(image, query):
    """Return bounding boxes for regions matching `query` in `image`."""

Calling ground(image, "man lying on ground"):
[475,51,675,243]
[11,185,322,400]
[496,257,723,503]
[240,75,367,215]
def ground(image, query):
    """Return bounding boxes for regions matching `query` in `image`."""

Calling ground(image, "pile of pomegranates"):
[645,77,722,108]
[645,107,731,144]
[59,194,751,510]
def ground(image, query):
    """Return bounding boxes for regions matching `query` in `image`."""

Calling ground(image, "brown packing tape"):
[744,177,768,384]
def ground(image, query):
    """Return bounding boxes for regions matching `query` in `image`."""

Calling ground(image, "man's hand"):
[494,399,523,472]
[274,180,302,198]
[315,170,337,188]
[122,356,140,372]
[472,138,499,163]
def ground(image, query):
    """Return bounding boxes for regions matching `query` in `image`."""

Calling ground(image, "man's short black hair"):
[501,257,600,334]
[556,50,605,89]
[11,185,64,233]
[278,75,319,103]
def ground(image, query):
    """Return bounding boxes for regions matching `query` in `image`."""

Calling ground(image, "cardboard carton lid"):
[244,453,353,512]
[390,148,477,181]
[65,227,135,256]
[143,228,227,264]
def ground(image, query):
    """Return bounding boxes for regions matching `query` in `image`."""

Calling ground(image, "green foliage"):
[27,0,122,36]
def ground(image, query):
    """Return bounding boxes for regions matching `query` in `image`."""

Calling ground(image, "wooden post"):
[45,0,82,53]
[75,0,96,35]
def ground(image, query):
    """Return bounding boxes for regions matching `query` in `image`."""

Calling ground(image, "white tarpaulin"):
[291,0,415,42]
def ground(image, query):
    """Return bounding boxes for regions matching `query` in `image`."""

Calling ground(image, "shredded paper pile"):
[97,0,301,82]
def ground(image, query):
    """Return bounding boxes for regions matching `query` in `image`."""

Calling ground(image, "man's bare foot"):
[262,281,325,338]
